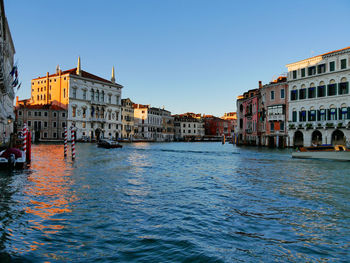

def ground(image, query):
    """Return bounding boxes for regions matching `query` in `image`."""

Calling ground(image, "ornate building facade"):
[121,98,134,139]
[287,47,350,147]
[29,58,123,140]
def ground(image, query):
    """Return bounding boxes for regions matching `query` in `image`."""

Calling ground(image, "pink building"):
[237,88,261,145]
[260,77,288,147]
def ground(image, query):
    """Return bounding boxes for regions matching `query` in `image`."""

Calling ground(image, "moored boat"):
[292,145,350,161]
[0,148,26,169]
[97,139,123,149]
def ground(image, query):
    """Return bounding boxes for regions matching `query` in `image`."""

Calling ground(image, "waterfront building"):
[133,104,174,141]
[236,88,261,145]
[15,98,67,142]
[161,109,174,141]
[0,0,15,146]
[221,112,237,133]
[121,98,134,139]
[29,58,123,140]
[286,47,350,147]
[203,115,233,137]
[260,76,288,147]
[173,113,205,140]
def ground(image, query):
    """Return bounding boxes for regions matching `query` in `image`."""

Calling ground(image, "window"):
[327,84,337,96]
[108,94,111,104]
[183,124,185,128]
[72,88,77,99]
[291,90,298,101]
[44,122,48,128]
[301,68,305,77]
[62,122,66,128]
[91,90,94,101]
[44,132,48,138]
[341,59,347,69]
[188,130,191,133]
[292,70,297,79]
[309,110,316,121]
[317,86,326,97]
[308,87,316,98]
[292,111,297,122]
[270,122,274,131]
[82,122,86,128]
[18,111,22,116]
[53,122,57,128]
[34,112,38,117]
[44,112,48,117]
[329,61,335,72]
[308,66,316,76]
[340,107,347,120]
[317,64,326,74]
[320,109,326,121]
[28,121,31,126]
[63,88,66,98]
[62,112,66,117]
[299,88,306,99]
[339,82,349,95]
[183,130,185,133]
[270,91,275,100]
[299,110,307,122]
[83,90,87,100]
[329,108,337,120]
[53,132,57,138]
[72,107,76,117]
[280,121,284,131]
[280,89,285,99]
[188,124,191,127]
[38,112,41,117]
[28,112,31,116]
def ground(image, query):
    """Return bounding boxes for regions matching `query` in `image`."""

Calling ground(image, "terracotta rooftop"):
[32,68,122,86]
[16,104,66,111]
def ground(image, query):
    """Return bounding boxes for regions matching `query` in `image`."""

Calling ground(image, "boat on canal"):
[97,139,123,149]
[0,148,27,169]
[292,145,350,161]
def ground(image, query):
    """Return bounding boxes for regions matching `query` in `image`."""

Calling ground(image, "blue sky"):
[5,0,350,116]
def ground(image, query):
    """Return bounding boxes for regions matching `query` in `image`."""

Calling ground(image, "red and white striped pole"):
[22,123,27,156]
[64,126,68,157]
[71,128,76,160]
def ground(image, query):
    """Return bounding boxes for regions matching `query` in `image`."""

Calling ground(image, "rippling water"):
[0,142,349,262]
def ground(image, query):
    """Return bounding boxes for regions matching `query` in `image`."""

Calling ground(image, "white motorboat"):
[292,145,350,161]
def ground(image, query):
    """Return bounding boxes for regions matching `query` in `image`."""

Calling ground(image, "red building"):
[203,115,233,137]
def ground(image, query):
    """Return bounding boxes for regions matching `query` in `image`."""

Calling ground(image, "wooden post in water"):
[64,126,68,157]
[71,128,76,161]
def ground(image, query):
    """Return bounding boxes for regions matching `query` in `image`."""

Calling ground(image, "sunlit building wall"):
[286,47,350,147]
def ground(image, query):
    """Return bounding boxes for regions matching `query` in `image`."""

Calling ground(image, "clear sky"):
[5,0,350,116]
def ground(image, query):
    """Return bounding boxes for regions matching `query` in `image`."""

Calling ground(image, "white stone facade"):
[68,75,122,140]
[174,117,205,140]
[286,47,350,147]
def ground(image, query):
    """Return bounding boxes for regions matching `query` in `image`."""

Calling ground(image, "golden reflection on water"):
[18,144,77,253]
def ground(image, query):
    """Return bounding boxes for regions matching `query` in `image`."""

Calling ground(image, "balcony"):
[89,117,106,122]
[267,114,285,122]
[90,99,106,106]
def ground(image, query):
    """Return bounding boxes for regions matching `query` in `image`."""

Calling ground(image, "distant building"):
[236,88,261,145]
[173,113,205,140]
[203,115,233,137]
[221,112,237,134]
[286,47,350,147]
[133,104,174,141]
[161,109,174,141]
[15,98,67,142]
[260,76,288,147]
[0,0,15,146]
[121,98,134,139]
[28,58,123,140]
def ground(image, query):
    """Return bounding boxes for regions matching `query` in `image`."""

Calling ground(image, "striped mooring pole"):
[22,123,27,156]
[64,126,68,157]
[71,128,76,160]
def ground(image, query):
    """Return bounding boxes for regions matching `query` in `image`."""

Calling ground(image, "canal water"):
[0,142,349,262]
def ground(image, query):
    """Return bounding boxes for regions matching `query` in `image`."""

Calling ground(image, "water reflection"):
[17,144,76,254]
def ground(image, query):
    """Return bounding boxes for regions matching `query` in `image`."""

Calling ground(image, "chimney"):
[259,81,262,89]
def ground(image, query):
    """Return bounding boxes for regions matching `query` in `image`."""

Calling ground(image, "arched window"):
[317,81,326,97]
[299,107,306,122]
[319,105,326,121]
[291,86,298,101]
[91,89,94,101]
[340,103,348,120]
[339,77,349,95]
[329,104,337,121]
[292,108,297,122]
[308,83,316,98]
